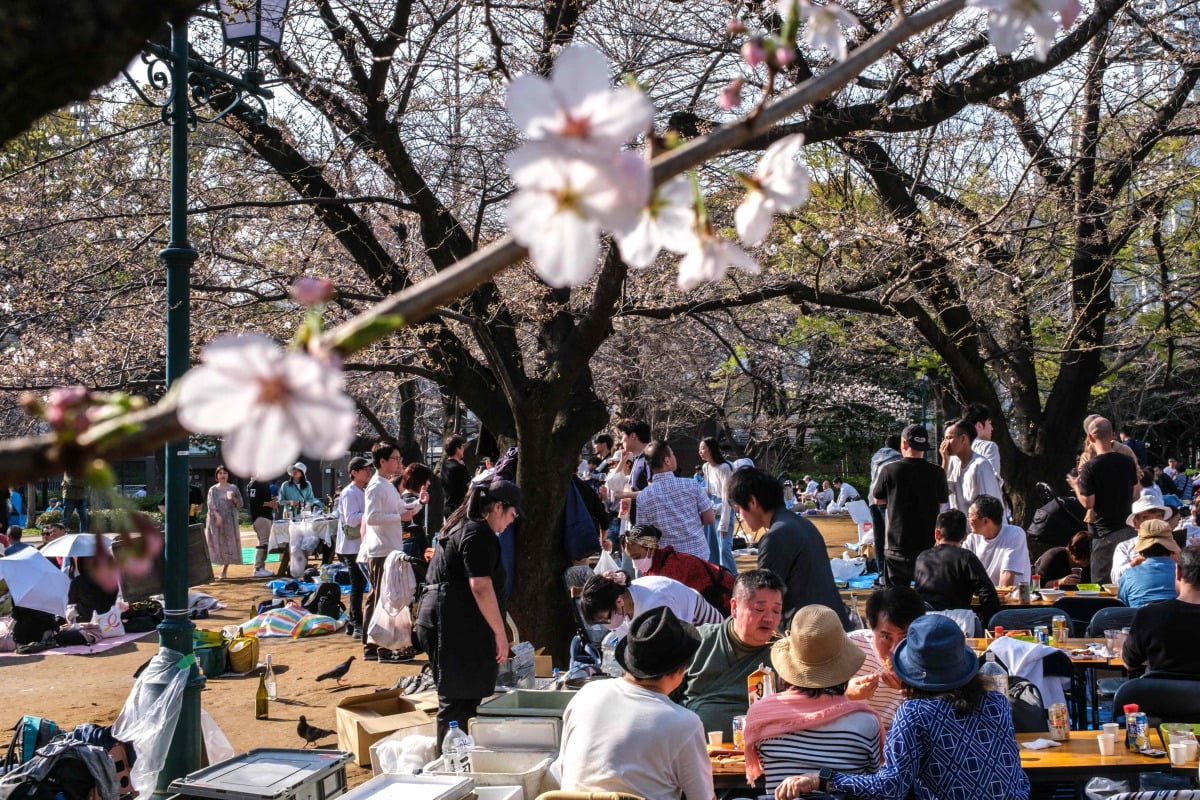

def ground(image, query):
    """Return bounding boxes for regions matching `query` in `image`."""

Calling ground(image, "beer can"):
[1034,626,1049,645]
[1048,703,1070,741]
[1126,710,1149,751]
[732,715,746,750]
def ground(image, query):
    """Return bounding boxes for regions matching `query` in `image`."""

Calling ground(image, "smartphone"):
[1139,748,1167,758]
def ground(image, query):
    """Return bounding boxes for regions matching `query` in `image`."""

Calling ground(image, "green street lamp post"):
[123,1,287,791]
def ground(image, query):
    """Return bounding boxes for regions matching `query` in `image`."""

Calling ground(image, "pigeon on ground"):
[297,715,335,748]
[316,655,356,686]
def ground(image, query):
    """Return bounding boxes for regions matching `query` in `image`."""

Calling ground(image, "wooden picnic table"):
[712,729,1188,789]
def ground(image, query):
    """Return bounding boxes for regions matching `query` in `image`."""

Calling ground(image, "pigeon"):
[316,655,356,686]
[297,715,335,748]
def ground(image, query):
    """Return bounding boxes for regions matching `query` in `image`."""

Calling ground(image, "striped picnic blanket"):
[240,601,338,638]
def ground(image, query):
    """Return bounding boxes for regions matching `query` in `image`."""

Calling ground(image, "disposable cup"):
[1098,734,1116,756]
[1185,740,1198,762]
[1170,742,1189,766]
[708,731,724,747]
[1102,723,1120,740]
[1105,629,1121,654]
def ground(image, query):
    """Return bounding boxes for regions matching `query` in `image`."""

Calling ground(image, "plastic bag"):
[594,549,620,576]
[112,648,192,799]
[372,734,436,775]
[289,544,308,579]
[830,556,866,581]
[366,601,412,650]
[1084,777,1130,799]
[200,709,234,765]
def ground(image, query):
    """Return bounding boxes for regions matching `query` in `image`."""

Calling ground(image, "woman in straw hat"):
[775,614,1029,800]
[743,605,883,793]
[1117,518,1181,608]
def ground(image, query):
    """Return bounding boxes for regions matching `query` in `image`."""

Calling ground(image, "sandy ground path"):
[4,515,860,789]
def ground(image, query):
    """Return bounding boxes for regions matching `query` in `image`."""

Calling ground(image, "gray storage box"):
[168,748,352,800]
[476,690,574,719]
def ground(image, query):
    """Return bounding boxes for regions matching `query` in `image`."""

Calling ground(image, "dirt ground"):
[3,515,859,789]
[4,529,426,789]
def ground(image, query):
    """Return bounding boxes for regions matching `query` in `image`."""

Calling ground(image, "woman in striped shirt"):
[744,605,883,794]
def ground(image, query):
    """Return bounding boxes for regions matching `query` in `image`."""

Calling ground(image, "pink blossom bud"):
[719,79,744,111]
[773,45,797,67]
[726,18,747,34]
[1060,0,1080,28]
[46,386,92,435]
[291,276,335,306]
[742,38,767,69]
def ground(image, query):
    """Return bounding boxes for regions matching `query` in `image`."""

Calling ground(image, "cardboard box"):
[535,654,553,677]
[335,689,436,767]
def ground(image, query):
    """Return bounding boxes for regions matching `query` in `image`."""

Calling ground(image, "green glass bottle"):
[255,671,269,719]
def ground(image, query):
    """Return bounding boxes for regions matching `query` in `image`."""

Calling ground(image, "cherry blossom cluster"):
[505,43,814,290]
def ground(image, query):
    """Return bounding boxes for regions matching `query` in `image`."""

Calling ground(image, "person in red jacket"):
[621,524,734,615]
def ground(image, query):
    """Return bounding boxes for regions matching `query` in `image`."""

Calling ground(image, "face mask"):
[632,556,652,573]
[603,612,626,631]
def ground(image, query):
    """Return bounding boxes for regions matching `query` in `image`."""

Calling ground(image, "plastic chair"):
[928,608,983,638]
[1086,605,1139,638]
[1053,596,1123,636]
[1112,676,1200,724]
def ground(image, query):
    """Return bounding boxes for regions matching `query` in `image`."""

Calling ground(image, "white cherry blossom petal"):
[677,233,759,291]
[735,191,773,248]
[796,0,859,61]
[735,134,811,246]
[968,0,1077,60]
[176,333,356,479]
[615,175,696,267]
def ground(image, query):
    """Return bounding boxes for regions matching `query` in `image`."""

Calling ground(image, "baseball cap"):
[902,424,931,451]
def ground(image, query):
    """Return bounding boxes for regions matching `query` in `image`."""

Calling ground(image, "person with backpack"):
[620,524,734,615]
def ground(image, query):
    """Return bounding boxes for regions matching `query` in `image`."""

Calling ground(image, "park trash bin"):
[337,773,473,800]
[167,748,352,800]
[476,689,574,720]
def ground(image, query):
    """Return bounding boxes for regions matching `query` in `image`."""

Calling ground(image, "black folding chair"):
[988,608,1061,633]
[1086,605,1139,638]
[1113,676,1200,725]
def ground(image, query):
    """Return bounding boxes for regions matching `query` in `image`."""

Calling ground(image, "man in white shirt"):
[336,456,372,638]
[964,494,1030,587]
[580,574,724,632]
[830,478,860,511]
[558,606,715,800]
[359,441,415,659]
[941,419,1003,513]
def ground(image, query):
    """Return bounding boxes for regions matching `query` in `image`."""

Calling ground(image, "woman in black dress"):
[416,478,521,743]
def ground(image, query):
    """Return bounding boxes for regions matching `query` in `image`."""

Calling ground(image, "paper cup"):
[1102,723,1120,739]
[1170,742,1189,766]
[708,731,724,747]
[1098,734,1116,756]
[1185,740,1198,762]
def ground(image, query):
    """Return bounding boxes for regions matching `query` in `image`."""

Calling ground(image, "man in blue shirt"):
[1118,519,1180,608]
[4,526,32,556]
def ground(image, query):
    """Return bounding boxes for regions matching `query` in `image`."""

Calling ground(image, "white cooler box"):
[423,716,560,800]
[338,774,472,800]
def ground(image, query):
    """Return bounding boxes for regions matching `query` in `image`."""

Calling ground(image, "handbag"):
[366,599,412,650]
[226,631,259,673]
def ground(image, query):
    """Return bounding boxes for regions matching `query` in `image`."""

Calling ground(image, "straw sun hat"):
[770,605,864,689]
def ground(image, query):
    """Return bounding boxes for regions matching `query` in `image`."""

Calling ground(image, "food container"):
[168,748,351,800]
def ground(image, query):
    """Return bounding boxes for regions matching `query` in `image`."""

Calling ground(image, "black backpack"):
[303,582,343,620]
[0,742,104,800]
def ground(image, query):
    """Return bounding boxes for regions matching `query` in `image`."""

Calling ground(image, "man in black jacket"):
[914,509,1000,621]
[727,468,848,629]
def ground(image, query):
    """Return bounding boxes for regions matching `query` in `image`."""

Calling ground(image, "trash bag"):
[371,734,436,775]
[830,556,866,581]
[594,549,620,576]
[199,710,234,766]
[111,648,192,799]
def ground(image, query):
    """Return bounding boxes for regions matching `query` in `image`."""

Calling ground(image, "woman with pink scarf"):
[744,605,884,793]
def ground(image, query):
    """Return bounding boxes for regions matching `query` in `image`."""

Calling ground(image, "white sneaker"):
[252,569,273,578]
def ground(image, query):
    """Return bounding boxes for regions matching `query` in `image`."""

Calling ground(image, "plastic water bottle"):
[442,721,473,773]
[600,631,624,677]
[980,652,1009,696]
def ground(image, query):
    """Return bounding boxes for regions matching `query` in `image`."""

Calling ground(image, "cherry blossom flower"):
[506,43,653,156]
[726,19,747,34]
[677,228,760,291]
[968,0,1080,60]
[615,175,697,268]
[780,0,859,61]
[507,147,648,286]
[291,276,334,306]
[176,333,356,478]
[735,134,811,247]
[719,79,745,111]
[742,38,768,69]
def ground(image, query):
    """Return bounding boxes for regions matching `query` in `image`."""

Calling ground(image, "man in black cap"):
[873,424,948,587]
[557,607,715,800]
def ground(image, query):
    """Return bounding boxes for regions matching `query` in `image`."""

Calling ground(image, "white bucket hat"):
[1127,494,1173,527]
[291,461,308,475]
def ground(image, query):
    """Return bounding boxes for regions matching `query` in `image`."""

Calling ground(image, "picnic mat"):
[0,630,155,657]
[242,547,280,563]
